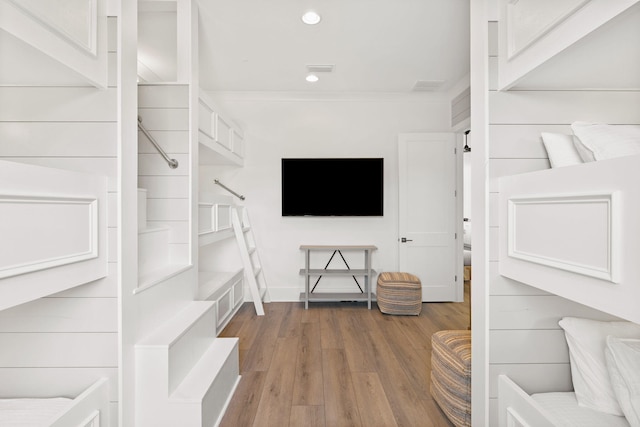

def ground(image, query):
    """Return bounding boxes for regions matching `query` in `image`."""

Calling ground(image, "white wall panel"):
[138,84,189,108]
[0,123,117,157]
[0,87,116,122]
[489,125,570,159]
[489,91,640,124]
[490,295,621,330]
[137,176,190,199]
[145,198,189,221]
[146,221,189,244]
[0,298,117,332]
[137,108,189,131]
[138,153,189,176]
[138,130,189,154]
[0,333,117,367]
[489,330,568,364]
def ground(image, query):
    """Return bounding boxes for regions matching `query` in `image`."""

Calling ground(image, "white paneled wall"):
[486,20,640,425]
[0,16,119,421]
[138,84,191,267]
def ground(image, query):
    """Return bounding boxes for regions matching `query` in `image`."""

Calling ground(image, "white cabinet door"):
[398,133,463,302]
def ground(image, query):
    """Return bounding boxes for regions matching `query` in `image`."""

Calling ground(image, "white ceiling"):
[197,0,470,93]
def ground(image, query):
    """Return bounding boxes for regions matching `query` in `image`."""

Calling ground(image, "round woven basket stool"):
[376,272,422,315]
[430,329,472,427]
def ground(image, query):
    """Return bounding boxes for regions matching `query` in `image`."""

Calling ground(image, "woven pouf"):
[376,272,422,315]
[430,330,471,427]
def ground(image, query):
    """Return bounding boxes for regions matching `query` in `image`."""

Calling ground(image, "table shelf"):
[299,245,377,309]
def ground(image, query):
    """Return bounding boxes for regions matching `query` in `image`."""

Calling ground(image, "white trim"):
[0,195,99,278]
[505,0,590,60]
[7,0,99,56]
[507,192,619,282]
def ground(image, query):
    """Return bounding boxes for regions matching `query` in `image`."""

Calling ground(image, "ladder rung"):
[232,207,267,316]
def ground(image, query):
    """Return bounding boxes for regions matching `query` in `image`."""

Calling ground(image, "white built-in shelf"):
[197,269,243,301]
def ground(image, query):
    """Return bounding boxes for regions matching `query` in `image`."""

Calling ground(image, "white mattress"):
[0,397,72,426]
[531,392,630,427]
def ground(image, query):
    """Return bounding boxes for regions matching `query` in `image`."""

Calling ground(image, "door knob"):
[400,237,413,243]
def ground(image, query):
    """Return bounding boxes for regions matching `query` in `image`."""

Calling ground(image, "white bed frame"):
[497,156,640,426]
[0,377,109,427]
[498,375,556,427]
[499,154,640,325]
[49,378,109,427]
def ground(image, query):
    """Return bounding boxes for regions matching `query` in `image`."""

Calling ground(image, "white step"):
[137,301,217,395]
[170,338,240,426]
[136,301,240,427]
[138,188,148,230]
[138,226,170,277]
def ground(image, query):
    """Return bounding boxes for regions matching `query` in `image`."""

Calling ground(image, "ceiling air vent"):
[412,80,445,91]
[306,64,335,73]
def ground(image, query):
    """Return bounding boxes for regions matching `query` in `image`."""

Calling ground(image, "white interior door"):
[398,133,463,302]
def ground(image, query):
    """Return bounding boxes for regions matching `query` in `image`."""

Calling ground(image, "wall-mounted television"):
[281,158,384,216]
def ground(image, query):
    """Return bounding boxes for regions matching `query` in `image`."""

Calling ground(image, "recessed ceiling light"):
[306,74,319,83]
[302,11,321,25]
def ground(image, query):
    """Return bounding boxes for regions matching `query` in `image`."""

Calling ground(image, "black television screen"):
[281,158,383,216]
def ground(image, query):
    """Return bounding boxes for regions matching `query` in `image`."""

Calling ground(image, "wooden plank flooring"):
[219,283,470,427]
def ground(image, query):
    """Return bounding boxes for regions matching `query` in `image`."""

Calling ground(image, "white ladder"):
[231,207,270,316]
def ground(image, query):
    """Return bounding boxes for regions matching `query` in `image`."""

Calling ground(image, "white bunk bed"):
[498,151,640,427]
[0,378,109,427]
[493,1,640,425]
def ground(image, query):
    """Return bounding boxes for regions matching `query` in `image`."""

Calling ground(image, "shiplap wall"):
[138,84,190,267]
[486,20,640,423]
[0,16,119,423]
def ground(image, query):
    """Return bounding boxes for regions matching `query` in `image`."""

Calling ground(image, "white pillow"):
[606,336,640,426]
[540,132,583,168]
[571,122,640,162]
[558,317,640,415]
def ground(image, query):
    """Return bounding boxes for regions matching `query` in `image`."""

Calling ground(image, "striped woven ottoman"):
[430,330,471,427]
[376,272,422,315]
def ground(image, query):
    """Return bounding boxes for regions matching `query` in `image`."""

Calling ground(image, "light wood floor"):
[219,282,471,427]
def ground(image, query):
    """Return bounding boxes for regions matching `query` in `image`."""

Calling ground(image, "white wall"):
[201,92,451,301]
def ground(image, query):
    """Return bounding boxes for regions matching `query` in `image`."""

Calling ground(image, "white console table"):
[299,245,377,309]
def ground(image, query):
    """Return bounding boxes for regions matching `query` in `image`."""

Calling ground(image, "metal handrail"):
[137,116,179,169]
[214,179,245,200]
